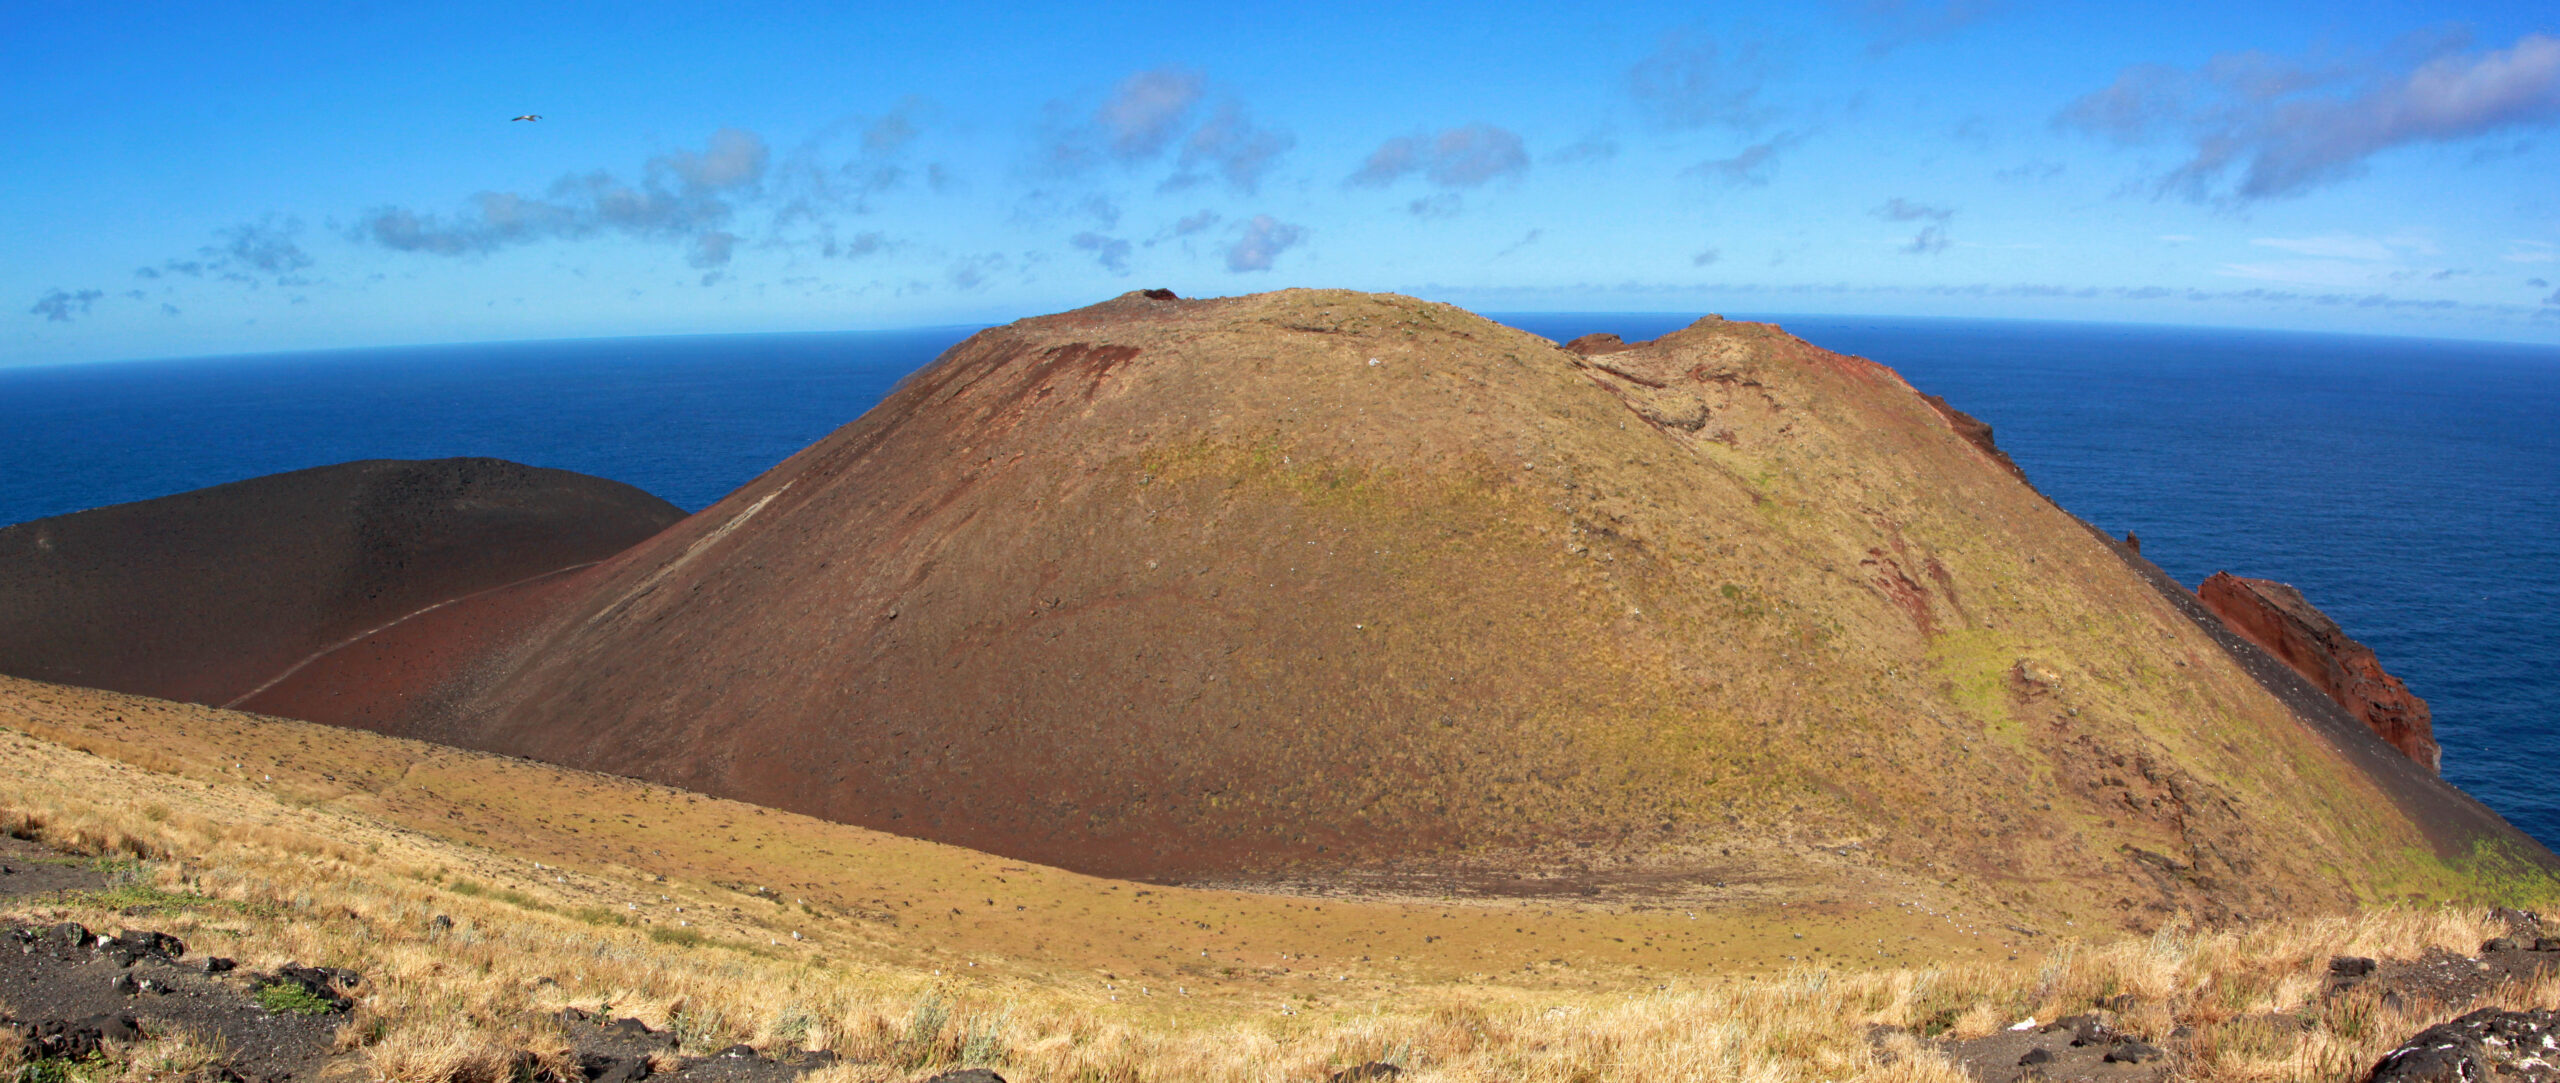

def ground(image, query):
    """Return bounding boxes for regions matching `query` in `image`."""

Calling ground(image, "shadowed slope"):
[379,291,2550,925]
[0,458,683,707]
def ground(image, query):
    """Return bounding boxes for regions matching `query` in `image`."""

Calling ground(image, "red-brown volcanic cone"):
[398,291,2552,913]
[0,458,683,707]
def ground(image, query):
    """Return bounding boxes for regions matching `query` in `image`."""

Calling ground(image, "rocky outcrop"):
[2196,572,2439,772]
[2367,1008,2560,1082]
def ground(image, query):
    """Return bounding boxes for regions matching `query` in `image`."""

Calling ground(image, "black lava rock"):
[2483,936,2519,953]
[18,1014,144,1060]
[39,922,96,956]
[2330,956,2378,977]
[2105,1040,2164,1064]
[2017,1047,2052,1066]
[2368,1008,2560,1082]
[578,1053,651,1083]
[112,929,185,959]
[201,956,237,974]
[922,1071,1006,1083]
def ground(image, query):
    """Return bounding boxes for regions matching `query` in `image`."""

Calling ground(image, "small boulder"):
[2368,1008,2560,1081]
[39,922,96,956]
[2105,1040,2164,1064]
[922,1071,1006,1083]
[2330,956,2378,978]
[2482,936,2519,953]
[21,1014,143,1060]
[200,956,236,974]
[2017,1047,2052,1066]
[577,1053,650,1083]
[112,929,185,959]
[716,1044,756,1059]
[2045,1014,2113,1047]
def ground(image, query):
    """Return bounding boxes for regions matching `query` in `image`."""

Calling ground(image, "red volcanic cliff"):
[2197,572,2439,772]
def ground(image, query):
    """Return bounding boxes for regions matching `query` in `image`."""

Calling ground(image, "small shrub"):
[255,982,340,1017]
[900,993,950,1068]
[771,1005,817,1048]
[958,1008,1010,1065]
[570,906,628,927]
[670,1008,725,1052]
[15,1056,109,1083]
[647,926,707,949]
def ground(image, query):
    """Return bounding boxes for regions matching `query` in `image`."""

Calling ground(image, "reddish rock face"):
[2197,572,2439,772]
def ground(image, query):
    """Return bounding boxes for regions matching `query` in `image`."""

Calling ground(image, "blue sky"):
[8,0,2560,365]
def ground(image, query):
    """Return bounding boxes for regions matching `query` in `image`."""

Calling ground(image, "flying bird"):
[511,114,540,122]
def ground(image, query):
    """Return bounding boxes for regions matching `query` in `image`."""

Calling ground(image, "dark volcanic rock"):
[11,1012,145,1060]
[1561,332,1635,356]
[2197,572,2438,771]
[2367,1007,2560,1082]
[2105,1040,2164,1064]
[0,457,682,710]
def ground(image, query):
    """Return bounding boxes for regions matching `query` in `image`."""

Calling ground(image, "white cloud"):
[2250,235,2396,260]
[2061,32,2560,200]
[2506,240,2558,263]
[2216,259,2394,287]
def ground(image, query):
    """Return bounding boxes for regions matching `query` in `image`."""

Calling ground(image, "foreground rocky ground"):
[4,837,1008,1083]
[1921,909,2560,1082]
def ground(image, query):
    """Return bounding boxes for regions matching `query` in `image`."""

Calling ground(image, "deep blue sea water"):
[2,315,2553,849]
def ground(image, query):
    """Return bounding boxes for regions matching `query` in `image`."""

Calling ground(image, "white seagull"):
[511,114,541,122]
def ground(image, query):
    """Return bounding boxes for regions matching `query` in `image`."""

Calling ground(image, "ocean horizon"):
[4,311,2553,849]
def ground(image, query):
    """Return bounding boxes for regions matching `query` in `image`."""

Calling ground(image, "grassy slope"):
[7,676,2555,1083]
[0,676,2011,1010]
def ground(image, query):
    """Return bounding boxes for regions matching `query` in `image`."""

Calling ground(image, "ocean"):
[3,314,2553,848]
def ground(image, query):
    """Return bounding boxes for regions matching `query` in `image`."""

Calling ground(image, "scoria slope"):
[381,290,2549,925]
[0,458,683,709]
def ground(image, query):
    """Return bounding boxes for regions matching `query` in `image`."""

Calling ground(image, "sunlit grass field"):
[5,674,2549,1082]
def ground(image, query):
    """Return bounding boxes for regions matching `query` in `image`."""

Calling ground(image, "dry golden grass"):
[2,678,2551,1082]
